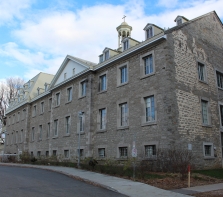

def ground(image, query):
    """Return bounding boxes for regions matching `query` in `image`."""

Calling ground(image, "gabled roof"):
[174,16,189,22]
[102,47,119,53]
[49,55,96,88]
[143,23,163,31]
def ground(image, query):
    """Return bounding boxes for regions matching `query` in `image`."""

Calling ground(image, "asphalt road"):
[0,166,127,197]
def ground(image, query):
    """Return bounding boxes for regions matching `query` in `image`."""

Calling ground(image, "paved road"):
[0,166,127,197]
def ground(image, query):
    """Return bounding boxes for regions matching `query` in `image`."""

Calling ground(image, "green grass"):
[193,169,223,179]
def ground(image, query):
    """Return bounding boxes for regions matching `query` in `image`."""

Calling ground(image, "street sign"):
[132,147,137,157]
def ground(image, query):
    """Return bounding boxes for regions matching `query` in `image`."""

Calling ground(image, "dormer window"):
[44,84,48,92]
[177,18,182,25]
[123,40,129,51]
[99,55,103,63]
[64,73,67,80]
[37,88,40,95]
[146,26,153,39]
[104,51,109,61]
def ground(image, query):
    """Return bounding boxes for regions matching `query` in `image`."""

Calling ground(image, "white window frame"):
[79,79,87,98]
[67,87,73,102]
[120,103,128,127]
[145,96,156,123]
[203,142,214,158]
[123,39,129,51]
[197,61,207,82]
[201,99,210,125]
[216,70,223,89]
[146,26,153,39]
[99,74,107,92]
[55,92,60,106]
[99,108,106,130]
[117,62,129,87]
[145,145,156,159]
[119,147,128,158]
[65,116,71,134]
[104,50,109,61]
[140,51,155,78]
[98,148,105,158]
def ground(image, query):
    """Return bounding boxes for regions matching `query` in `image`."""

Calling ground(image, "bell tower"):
[116,16,132,48]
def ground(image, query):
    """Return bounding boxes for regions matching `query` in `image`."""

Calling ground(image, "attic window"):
[73,68,75,75]
[123,40,129,51]
[146,27,153,39]
[44,84,48,92]
[37,88,40,95]
[64,73,67,80]
[177,18,182,25]
[104,51,109,61]
[99,55,103,63]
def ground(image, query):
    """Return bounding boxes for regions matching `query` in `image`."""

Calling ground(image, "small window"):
[145,145,156,158]
[64,73,67,80]
[99,55,103,63]
[64,150,70,158]
[44,84,48,92]
[145,96,155,122]
[204,145,211,156]
[144,55,153,75]
[120,103,128,126]
[20,130,23,143]
[99,108,106,130]
[220,105,223,127]
[201,100,208,124]
[56,93,60,106]
[119,147,128,158]
[120,66,128,84]
[123,40,129,50]
[99,74,107,91]
[32,127,35,141]
[98,148,105,158]
[22,109,26,120]
[77,149,84,157]
[79,113,84,132]
[54,119,58,136]
[49,98,52,110]
[37,151,41,158]
[177,18,182,25]
[33,106,37,116]
[40,102,44,113]
[198,62,206,82]
[31,151,34,157]
[67,87,72,102]
[104,51,109,60]
[46,151,49,157]
[73,68,75,75]
[65,116,71,134]
[146,27,153,39]
[15,131,18,143]
[81,81,86,97]
[39,125,42,140]
[216,71,223,88]
[47,123,50,138]
[53,150,57,156]
[17,112,20,122]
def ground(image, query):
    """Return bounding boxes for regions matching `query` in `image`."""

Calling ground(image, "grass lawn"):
[193,169,223,179]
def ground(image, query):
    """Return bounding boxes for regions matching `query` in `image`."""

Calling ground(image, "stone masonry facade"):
[4,11,223,169]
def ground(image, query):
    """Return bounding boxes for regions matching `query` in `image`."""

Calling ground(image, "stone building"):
[4,11,223,169]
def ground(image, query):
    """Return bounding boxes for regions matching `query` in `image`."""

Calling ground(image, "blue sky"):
[0,0,223,82]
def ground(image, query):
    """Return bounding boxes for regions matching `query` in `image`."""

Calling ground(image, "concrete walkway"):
[172,183,223,195]
[0,163,190,197]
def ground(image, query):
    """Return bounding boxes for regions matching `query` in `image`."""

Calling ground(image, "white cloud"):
[0,0,32,26]
[157,0,178,8]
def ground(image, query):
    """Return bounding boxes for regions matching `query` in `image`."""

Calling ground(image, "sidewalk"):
[172,183,223,195]
[0,163,190,197]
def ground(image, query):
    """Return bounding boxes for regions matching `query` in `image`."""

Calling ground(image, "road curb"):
[0,163,124,196]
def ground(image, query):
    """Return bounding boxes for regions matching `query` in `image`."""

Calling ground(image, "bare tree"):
[0,77,24,126]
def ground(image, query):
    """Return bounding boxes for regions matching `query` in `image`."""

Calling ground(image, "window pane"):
[144,55,153,75]
[198,62,205,81]
[120,66,127,84]
[120,103,128,126]
[145,96,155,122]
[201,100,208,124]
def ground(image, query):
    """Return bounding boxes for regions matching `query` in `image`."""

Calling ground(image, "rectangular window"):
[49,98,52,110]
[46,151,49,157]
[37,151,41,158]
[15,131,18,143]
[22,109,26,120]
[33,106,36,116]
[64,73,67,80]
[53,150,57,156]
[104,51,109,60]
[177,19,182,25]
[56,93,60,106]
[73,68,75,75]
[13,114,15,124]
[145,96,155,122]
[100,108,106,130]
[198,62,206,81]
[99,55,103,63]
[79,113,84,132]
[65,116,70,134]
[144,55,153,75]
[120,66,127,84]
[40,102,44,113]
[120,103,128,126]
[216,71,223,88]
[98,148,105,158]
[39,125,42,140]
[123,40,129,50]
[79,149,84,157]
[47,123,50,138]
[201,100,208,124]
[99,74,107,91]
[45,84,48,92]
[220,105,223,127]
[204,145,212,156]
[30,152,33,157]
[146,27,153,39]
[17,112,20,122]
[20,130,23,143]
[145,145,156,158]
[32,127,35,141]
[119,147,128,158]
[67,87,72,102]
[64,150,69,158]
[81,81,86,97]
[54,119,58,136]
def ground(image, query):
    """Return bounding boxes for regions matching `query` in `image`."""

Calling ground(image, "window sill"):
[39,113,44,116]
[202,124,212,128]
[63,134,70,137]
[198,80,208,85]
[52,136,58,139]
[204,156,215,160]
[97,129,107,133]
[78,95,86,100]
[141,121,157,127]
[32,116,36,118]
[65,101,72,105]
[117,82,128,88]
[117,126,129,130]
[140,73,155,80]
[76,132,85,135]
[54,105,60,109]
[218,87,223,91]
[97,90,107,95]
